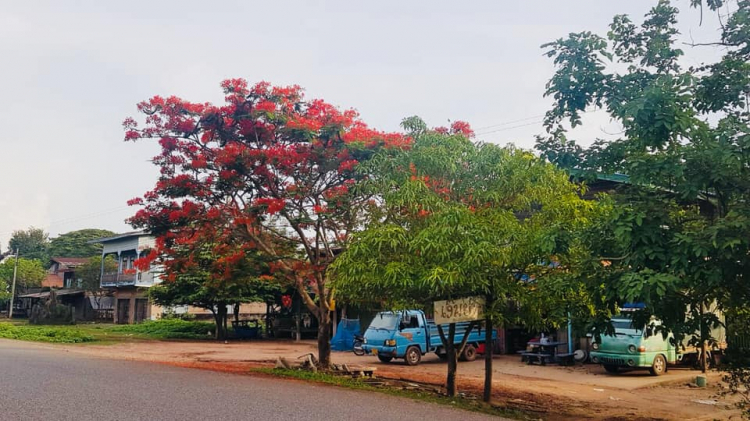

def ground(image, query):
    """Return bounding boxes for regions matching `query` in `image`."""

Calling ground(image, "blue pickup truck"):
[361,310,495,365]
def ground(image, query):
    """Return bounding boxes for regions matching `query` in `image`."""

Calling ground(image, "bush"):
[160,309,197,321]
[0,323,94,343]
[110,319,216,339]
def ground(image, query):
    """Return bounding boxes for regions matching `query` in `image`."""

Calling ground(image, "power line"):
[0,205,135,238]
[46,206,132,226]
[473,114,546,132]
[475,119,545,136]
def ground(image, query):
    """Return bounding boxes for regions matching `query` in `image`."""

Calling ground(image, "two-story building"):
[94,231,161,324]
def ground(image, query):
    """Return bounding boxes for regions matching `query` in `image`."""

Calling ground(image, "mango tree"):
[333,118,594,398]
[536,0,750,374]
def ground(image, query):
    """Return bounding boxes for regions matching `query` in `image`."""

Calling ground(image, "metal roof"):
[87,230,149,245]
[50,257,89,269]
[19,289,86,299]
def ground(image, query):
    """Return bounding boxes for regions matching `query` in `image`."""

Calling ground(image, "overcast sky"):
[0,0,724,247]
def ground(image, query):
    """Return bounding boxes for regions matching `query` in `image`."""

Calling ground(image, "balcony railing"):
[101,272,156,287]
[101,272,136,287]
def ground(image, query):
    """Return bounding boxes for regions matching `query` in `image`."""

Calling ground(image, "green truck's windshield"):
[369,313,399,330]
[612,318,642,335]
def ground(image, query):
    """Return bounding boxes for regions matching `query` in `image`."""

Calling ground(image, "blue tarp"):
[331,318,361,351]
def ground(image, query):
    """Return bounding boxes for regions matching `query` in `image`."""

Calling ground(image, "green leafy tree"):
[8,227,49,262]
[536,0,750,380]
[76,256,118,309]
[334,119,594,398]
[0,277,9,305]
[0,258,46,292]
[48,229,116,258]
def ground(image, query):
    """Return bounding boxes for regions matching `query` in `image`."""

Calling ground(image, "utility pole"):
[8,249,19,319]
[700,302,708,374]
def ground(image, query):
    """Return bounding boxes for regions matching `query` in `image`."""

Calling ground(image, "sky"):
[0,0,726,247]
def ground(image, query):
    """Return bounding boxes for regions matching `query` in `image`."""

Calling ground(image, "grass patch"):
[0,319,219,344]
[253,367,531,420]
[109,319,216,340]
[0,322,95,343]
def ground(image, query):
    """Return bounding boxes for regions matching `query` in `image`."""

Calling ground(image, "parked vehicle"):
[361,310,495,366]
[590,310,726,376]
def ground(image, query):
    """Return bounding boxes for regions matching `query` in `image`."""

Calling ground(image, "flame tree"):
[124,79,409,365]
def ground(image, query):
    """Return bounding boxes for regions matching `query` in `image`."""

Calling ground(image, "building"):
[91,231,289,327]
[94,231,161,324]
[18,289,114,321]
[44,257,89,288]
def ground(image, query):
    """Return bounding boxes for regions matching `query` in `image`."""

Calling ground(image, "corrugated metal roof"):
[50,257,89,269]
[19,289,86,299]
[87,230,149,245]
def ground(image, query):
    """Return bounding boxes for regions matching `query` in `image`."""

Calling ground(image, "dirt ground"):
[15,338,742,420]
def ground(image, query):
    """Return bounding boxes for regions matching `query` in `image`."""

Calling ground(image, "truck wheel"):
[603,364,619,374]
[460,344,477,362]
[405,346,422,366]
[377,355,393,363]
[650,354,667,376]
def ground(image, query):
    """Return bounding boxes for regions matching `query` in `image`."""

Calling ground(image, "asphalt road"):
[0,341,506,421]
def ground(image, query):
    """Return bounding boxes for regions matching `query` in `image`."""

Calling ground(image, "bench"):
[521,352,553,365]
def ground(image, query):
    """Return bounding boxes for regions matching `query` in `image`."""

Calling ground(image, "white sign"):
[433,296,485,324]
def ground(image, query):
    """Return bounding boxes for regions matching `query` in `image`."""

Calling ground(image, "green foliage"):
[334,120,597,330]
[149,252,280,310]
[29,291,76,325]
[0,277,9,302]
[0,322,94,343]
[76,256,118,292]
[48,229,116,258]
[0,257,46,290]
[110,319,216,340]
[535,0,750,354]
[720,306,750,418]
[8,227,49,262]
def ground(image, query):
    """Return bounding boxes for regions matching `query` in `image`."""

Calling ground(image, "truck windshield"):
[369,313,399,330]
[612,318,642,335]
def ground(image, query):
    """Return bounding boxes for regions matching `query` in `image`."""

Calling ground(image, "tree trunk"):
[294,296,302,342]
[265,303,271,337]
[213,304,228,341]
[211,307,221,340]
[317,309,332,368]
[438,323,458,397]
[484,314,493,402]
[223,307,228,340]
[234,303,240,323]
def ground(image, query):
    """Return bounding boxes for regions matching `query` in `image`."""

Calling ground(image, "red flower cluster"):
[123,79,415,322]
[254,198,286,215]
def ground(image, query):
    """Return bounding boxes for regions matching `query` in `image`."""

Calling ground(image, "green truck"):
[590,311,726,376]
